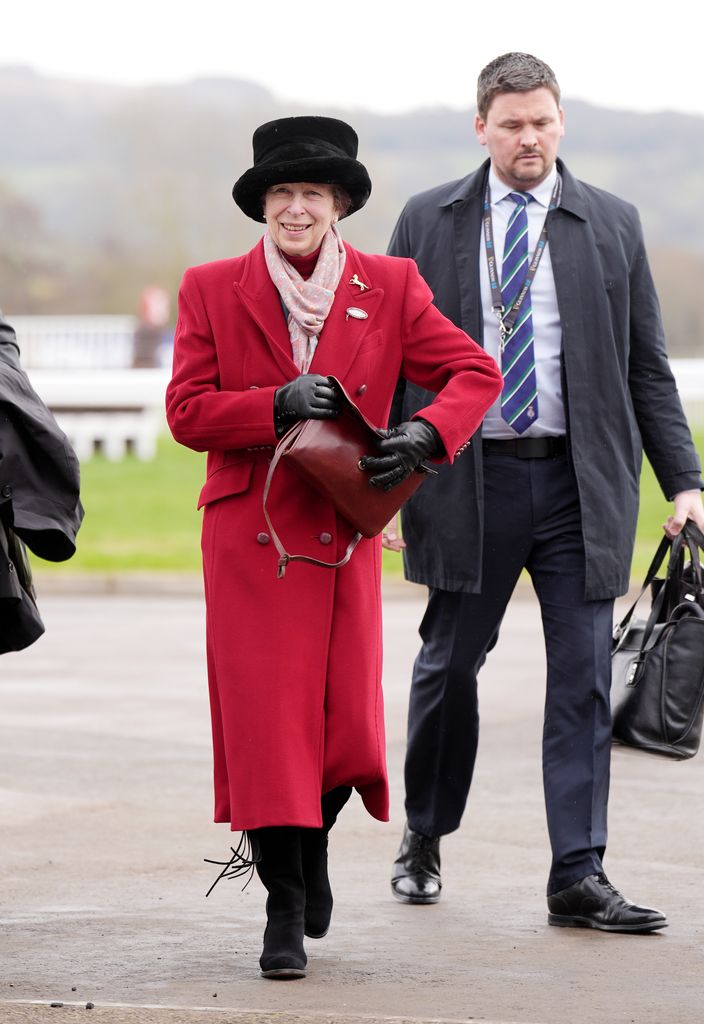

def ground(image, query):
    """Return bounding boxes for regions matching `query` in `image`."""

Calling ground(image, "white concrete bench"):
[11,315,171,461]
[26,368,170,462]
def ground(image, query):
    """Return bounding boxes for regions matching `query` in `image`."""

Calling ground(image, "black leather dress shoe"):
[391,822,441,904]
[547,872,668,933]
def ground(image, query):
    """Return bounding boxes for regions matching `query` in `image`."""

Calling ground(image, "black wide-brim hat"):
[232,116,372,223]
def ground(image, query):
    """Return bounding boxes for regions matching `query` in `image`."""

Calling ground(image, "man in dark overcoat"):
[0,310,83,651]
[387,52,704,931]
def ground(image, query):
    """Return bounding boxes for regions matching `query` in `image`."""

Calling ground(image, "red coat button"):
[356,384,367,396]
[256,532,270,545]
[319,532,333,545]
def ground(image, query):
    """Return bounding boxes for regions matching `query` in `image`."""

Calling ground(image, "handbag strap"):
[612,528,704,694]
[682,522,704,591]
[660,521,704,616]
[262,420,362,579]
[683,521,704,548]
[613,524,704,661]
[613,532,682,648]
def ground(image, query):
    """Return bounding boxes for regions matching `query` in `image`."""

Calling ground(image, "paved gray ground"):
[1,583,703,1024]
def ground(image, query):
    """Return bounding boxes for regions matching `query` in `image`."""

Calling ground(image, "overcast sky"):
[3,1,702,118]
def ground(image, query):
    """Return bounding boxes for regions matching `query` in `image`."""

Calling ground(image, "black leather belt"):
[482,436,567,459]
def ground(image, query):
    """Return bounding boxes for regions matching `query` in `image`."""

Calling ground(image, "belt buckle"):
[518,438,556,459]
[516,439,541,459]
[516,446,533,459]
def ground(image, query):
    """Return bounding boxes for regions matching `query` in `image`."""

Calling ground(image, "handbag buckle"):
[627,659,643,687]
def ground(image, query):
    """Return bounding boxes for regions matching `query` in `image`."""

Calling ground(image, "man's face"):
[475,87,564,191]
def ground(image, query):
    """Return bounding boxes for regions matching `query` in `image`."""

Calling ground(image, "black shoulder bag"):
[611,522,704,759]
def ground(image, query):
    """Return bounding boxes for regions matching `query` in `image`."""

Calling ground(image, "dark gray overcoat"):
[0,313,83,560]
[389,158,702,600]
[0,312,83,650]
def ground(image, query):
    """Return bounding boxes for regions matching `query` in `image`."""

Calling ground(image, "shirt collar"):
[489,163,559,208]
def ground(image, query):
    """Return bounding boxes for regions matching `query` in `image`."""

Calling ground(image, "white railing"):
[7,316,704,459]
[671,360,704,399]
[10,315,170,461]
[671,360,704,427]
[11,314,138,369]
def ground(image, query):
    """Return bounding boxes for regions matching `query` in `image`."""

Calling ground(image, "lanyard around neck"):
[482,175,562,350]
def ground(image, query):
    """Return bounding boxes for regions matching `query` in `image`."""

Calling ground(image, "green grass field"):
[34,430,703,581]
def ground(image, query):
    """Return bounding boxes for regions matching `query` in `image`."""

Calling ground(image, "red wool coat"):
[166,239,501,831]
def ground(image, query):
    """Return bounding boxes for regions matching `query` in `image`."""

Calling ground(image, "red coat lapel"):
[232,240,385,384]
[309,246,384,382]
[232,239,299,379]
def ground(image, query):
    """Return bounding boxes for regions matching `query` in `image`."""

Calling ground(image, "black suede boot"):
[252,826,307,979]
[300,786,352,939]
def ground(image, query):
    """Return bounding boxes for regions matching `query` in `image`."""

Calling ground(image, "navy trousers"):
[404,451,614,895]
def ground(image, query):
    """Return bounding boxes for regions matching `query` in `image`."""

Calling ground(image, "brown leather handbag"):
[263,377,436,578]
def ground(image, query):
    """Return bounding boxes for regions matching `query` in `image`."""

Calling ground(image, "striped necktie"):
[500,192,538,434]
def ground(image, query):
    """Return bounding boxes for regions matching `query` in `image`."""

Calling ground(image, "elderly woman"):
[166,116,501,980]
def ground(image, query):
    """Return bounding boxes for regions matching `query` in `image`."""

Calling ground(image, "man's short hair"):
[477,53,561,120]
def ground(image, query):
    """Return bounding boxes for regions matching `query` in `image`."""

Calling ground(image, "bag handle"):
[682,522,704,596]
[612,531,682,648]
[613,522,704,639]
[659,521,704,615]
[616,529,704,687]
[612,527,704,692]
[683,521,704,549]
[262,420,362,579]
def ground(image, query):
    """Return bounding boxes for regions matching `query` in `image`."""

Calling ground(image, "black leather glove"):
[274,374,340,437]
[361,419,442,491]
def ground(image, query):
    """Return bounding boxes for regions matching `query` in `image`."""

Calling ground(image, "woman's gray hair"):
[331,185,352,218]
[477,52,560,120]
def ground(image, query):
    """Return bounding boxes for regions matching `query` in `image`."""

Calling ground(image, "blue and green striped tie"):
[500,192,538,433]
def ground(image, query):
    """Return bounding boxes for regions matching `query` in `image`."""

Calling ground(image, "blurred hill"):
[1,65,703,355]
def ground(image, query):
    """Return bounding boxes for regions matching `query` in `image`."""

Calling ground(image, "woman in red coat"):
[166,116,502,980]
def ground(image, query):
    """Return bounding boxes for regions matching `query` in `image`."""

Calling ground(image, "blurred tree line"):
[1,66,703,355]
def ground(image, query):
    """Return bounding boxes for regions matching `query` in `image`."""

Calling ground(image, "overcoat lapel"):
[545,160,590,336]
[446,164,487,343]
[547,162,620,459]
[546,160,613,392]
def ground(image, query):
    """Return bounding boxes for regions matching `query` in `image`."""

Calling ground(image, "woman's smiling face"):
[263,182,337,257]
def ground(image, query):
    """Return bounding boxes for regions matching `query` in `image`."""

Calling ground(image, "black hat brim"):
[232,155,371,223]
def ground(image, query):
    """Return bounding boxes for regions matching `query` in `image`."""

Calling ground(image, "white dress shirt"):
[480,164,566,438]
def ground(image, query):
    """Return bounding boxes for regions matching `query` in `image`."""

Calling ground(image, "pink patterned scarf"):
[263,225,346,372]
